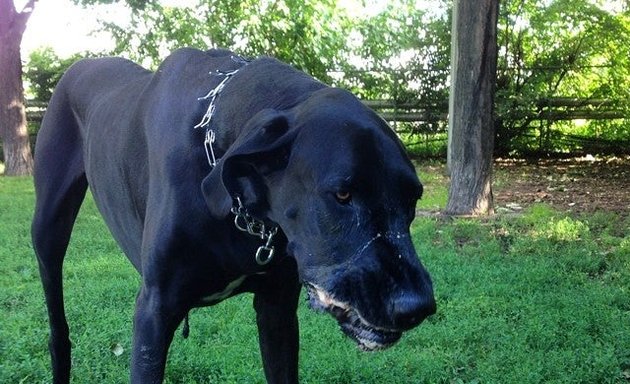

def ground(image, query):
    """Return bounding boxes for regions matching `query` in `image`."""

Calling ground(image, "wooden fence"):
[25,98,627,155]
[26,98,626,125]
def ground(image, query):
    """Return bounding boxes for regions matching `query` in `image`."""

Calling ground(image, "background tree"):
[445,0,499,216]
[0,0,36,176]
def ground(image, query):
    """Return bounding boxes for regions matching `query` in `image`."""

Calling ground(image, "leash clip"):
[256,227,278,265]
[256,246,274,265]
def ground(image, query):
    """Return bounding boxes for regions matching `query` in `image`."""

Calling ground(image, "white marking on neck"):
[199,275,247,305]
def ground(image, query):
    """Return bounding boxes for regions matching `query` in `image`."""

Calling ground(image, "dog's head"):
[202,88,435,351]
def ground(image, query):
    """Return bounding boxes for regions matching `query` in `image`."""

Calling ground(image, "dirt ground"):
[493,156,630,216]
[419,156,630,217]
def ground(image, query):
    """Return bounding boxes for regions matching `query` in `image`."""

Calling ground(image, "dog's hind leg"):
[32,91,88,384]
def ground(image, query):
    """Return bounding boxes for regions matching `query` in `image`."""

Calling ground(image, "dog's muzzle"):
[305,283,404,351]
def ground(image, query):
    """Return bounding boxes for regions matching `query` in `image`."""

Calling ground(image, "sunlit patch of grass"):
[415,162,449,212]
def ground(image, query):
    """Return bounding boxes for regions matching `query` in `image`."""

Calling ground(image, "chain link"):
[230,197,278,265]
[195,56,249,168]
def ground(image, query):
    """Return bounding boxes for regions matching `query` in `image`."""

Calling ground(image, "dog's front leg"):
[253,277,301,384]
[130,286,185,384]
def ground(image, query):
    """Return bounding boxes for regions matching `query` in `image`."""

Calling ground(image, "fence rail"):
[26,98,626,125]
[21,98,629,156]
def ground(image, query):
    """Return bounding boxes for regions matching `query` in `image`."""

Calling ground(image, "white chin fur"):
[305,282,402,351]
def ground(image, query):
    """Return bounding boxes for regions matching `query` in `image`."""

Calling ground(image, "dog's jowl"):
[32,48,436,384]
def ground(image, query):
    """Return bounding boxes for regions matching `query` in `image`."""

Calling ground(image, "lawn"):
[1,172,629,383]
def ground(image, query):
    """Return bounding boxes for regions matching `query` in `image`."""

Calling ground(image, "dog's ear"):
[202,109,295,219]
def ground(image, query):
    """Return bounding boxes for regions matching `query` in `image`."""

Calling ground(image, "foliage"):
[23,48,87,101]
[338,0,451,137]
[2,174,629,383]
[495,0,630,156]
[23,0,630,157]
[100,0,350,83]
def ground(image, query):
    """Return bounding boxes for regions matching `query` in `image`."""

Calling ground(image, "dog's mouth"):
[304,282,402,351]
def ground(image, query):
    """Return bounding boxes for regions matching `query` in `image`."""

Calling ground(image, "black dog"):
[32,48,436,384]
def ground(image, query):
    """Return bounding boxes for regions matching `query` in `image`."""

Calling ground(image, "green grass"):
[415,161,449,212]
[1,176,629,383]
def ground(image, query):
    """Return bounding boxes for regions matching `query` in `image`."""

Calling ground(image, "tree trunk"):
[0,0,35,176]
[445,0,499,216]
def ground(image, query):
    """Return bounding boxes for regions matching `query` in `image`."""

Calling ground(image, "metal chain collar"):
[194,66,241,167]
[195,56,279,266]
[231,197,278,265]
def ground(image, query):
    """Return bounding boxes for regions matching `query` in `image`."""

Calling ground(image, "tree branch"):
[20,0,38,15]
[12,0,38,36]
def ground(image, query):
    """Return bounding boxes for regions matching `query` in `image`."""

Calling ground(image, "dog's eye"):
[335,191,352,204]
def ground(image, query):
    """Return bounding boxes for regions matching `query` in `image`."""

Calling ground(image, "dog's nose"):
[391,293,436,330]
